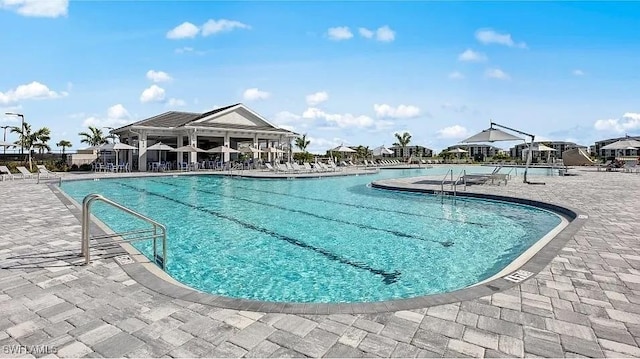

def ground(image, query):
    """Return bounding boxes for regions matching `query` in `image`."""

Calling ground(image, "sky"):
[1,0,639,154]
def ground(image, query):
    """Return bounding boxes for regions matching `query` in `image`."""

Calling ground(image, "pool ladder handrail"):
[453,169,467,197]
[81,193,167,270]
[439,169,452,196]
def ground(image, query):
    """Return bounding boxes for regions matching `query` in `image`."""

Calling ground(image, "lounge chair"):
[303,163,317,172]
[0,165,13,180]
[36,165,58,178]
[16,166,34,179]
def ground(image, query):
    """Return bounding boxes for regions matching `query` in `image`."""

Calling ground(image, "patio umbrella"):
[100,142,137,166]
[171,145,206,153]
[461,122,535,183]
[461,128,523,143]
[331,145,357,153]
[207,145,241,154]
[239,146,263,154]
[147,142,175,162]
[446,147,468,154]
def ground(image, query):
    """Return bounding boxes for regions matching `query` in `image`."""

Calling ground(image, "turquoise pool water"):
[61,167,562,303]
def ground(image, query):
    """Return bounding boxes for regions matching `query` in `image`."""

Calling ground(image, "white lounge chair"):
[36,165,57,178]
[16,166,34,179]
[0,165,13,180]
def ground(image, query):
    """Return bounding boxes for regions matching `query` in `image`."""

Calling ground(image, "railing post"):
[153,226,157,263]
[162,227,167,270]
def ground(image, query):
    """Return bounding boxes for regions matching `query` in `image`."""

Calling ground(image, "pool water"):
[61,168,562,303]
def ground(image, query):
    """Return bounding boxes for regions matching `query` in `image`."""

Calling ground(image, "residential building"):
[593,135,640,158]
[510,141,587,161]
[443,144,503,160]
[389,145,433,158]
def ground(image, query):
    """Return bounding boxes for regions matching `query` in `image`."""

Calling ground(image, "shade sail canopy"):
[461,128,524,143]
[601,139,640,150]
[239,146,263,154]
[147,142,175,151]
[171,145,206,153]
[331,145,357,153]
[447,147,468,153]
[529,143,557,152]
[207,145,241,154]
[372,145,394,156]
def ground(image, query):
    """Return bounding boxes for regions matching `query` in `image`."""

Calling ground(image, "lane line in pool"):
[113,181,402,285]
[149,179,454,247]
[200,178,490,227]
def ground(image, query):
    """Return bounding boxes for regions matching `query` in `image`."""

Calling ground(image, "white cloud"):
[106,104,130,120]
[305,91,329,106]
[139,84,166,103]
[81,104,131,129]
[485,68,510,80]
[274,111,302,124]
[202,19,250,36]
[327,26,353,41]
[448,71,465,80]
[166,22,199,39]
[167,98,186,107]
[373,104,421,119]
[174,47,194,54]
[475,28,526,48]
[441,102,469,113]
[0,81,68,105]
[242,88,270,101]
[358,27,373,39]
[375,25,395,42]
[594,113,640,133]
[437,125,471,139]
[0,0,68,18]
[458,49,487,62]
[146,70,172,83]
[358,26,395,42]
[302,107,392,131]
[572,69,585,76]
[307,136,348,153]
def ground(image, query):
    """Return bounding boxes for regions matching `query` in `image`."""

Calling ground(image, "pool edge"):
[48,177,586,314]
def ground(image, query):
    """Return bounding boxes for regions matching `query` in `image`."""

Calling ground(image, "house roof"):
[112,103,296,135]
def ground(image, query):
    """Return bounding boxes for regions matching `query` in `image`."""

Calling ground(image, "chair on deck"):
[36,165,58,178]
[16,166,34,179]
[0,165,13,180]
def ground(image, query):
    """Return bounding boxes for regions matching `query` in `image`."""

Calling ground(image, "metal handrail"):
[440,169,452,195]
[453,169,467,197]
[82,194,167,270]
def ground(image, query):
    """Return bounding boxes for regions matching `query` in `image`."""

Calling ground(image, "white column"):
[223,132,231,162]
[189,131,198,163]
[253,134,259,161]
[177,134,184,164]
[137,131,147,171]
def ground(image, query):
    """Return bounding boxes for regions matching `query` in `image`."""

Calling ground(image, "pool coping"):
[48,175,587,314]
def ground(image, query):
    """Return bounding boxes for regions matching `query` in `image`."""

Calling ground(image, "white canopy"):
[461,128,523,143]
[147,142,175,151]
[262,147,285,153]
[447,147,468,154]
[601,139,640,150]
[529,143,557,152]
[372,145,394,156]
[239,146,263,154]
[331,145,357,153]
[101,142,137,151]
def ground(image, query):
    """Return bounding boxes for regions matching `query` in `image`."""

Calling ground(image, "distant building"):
[389,145,433,158]
[593,135,640,158]
[443,144,503,160]
[509,141,586,161]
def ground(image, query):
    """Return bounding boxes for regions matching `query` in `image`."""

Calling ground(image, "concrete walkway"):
[1,169,640,358]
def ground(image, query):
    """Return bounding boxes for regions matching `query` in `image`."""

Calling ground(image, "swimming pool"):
[61,167,562,303]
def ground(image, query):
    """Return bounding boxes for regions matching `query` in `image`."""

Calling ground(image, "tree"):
[57,140,72,155]
[32,127,51,155]
[393,132,412,160]
[78,126,108,146]
[355,145,370,161]
[294,134,310,152]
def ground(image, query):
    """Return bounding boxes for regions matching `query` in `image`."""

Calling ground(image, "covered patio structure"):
[111,104,299,171]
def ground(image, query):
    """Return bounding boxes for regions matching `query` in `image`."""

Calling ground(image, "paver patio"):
[1,168,639,358]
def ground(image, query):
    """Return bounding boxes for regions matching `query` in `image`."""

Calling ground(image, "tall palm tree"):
[78,126,108,146]
[294,134,310,152]
[10,122,31,152]
[32,127,51,155]
[393,132,412,160]
[56,140,72,154]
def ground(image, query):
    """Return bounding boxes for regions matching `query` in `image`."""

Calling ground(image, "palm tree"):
[32,127,51,155]
[78,126,108,146]
[10,122,31,152]
[393,132,412,161]
[294,134,310,152]
[56,140,72,155]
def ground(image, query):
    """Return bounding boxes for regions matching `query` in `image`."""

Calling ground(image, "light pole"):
[1,125,10,154]
[5,112,25,155]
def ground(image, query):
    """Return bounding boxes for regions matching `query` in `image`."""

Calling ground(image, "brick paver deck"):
[1,168,639,358]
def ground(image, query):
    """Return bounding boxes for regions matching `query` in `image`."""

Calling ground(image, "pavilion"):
[111,103,299,171]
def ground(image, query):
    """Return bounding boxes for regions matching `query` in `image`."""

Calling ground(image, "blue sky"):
[1,1,639,153]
